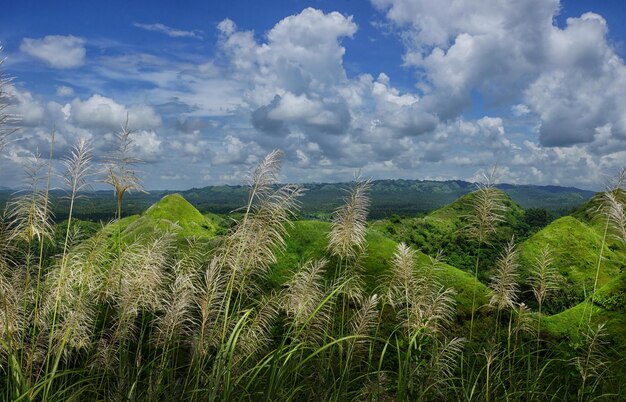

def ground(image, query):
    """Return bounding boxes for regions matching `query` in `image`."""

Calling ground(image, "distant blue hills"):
[0,179,596,220]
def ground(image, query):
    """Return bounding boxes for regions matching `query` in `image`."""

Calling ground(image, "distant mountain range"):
[0,179,596,221]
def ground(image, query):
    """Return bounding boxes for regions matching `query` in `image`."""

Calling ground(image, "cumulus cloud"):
[7,85,45,126]
[372,0,626,154]
[69,94,161,130]
[133,22,202,39]
[219,7,357,95]
[218,7,439,164]
[131,130,163,162]
[20,35,86,69]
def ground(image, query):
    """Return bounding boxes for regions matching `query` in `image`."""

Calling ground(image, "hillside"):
[105,193,220,243]
[571,189,626,224]
[543,270,626,350]
[518,216,624,313]
[371,189,527,278]
[271,220,490,318]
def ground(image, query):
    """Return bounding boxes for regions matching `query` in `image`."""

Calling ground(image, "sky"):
[1,0,626,190]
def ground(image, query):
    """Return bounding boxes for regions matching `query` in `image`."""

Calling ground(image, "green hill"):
[0,180,593,222]
[571,189,626,224]
[519,216,624,314]
[104,193,219,243]
[543,272,626,350]
[271,220,490,317]
[371,189,527,279]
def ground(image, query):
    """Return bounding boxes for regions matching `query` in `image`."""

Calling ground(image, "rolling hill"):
[518,216,624,313]
[370,189,527,278]
[271,220,490,318]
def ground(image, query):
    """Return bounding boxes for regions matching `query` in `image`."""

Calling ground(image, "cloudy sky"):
[1,0,626,190]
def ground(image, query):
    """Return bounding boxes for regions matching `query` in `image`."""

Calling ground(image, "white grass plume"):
[405,286,456,338]
[218,150,303,295]
[115,232,174,314]
[5,152,54,243]
[102,117,145,218]
[327,176,371,261]
[0,270,26,349]
[386,243,456,337]
[196,257,228,354]
[570,323,610,398]
[463,167,506,244]
[232,294,280,368]
[384,242,418,308]
[245,149,284,209]
[60,137,93,263]
[488,237,519,311]
[349,294,379,353]
[601,187,626,244]
[425,336,466,394]
[282,258,328,328]
[282,258,335,345]
[513,302,536,338]
[153,263,198,348]
[61,137,93,198]
[529,246,557,307]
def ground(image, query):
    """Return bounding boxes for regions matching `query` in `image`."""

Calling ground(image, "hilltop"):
[101,193,220,244]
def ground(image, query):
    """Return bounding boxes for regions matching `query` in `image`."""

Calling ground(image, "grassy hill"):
[542,269,626,351]
[518,216,624,313]
[371,189,527,279]
[101,193,220,244]
[4,184,621,400]
[271,220,490,317]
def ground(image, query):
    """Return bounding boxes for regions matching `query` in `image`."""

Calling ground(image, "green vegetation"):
[123,193,219,240]
[272,220,489,315]
[518,216,624,313]
[371,189,529,280]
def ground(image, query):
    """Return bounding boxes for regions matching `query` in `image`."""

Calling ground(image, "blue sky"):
[1,0,626,190]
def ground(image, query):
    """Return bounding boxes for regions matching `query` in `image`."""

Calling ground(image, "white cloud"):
[373,0,626,155]
[133,22,202,39]
[7,85,45,126]
[211,135,263,165]
[511,104,530,117]
[4,4,626,190]
[69,94,161,130]
[56,86,74,97]
[219,7,357,99]
[131,130,163,161]
[20,35,86,69]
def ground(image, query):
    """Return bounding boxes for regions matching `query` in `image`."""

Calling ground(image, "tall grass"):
[463,167,506,342]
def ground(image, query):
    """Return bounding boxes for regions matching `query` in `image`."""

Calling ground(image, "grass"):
[543,299,626,352]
